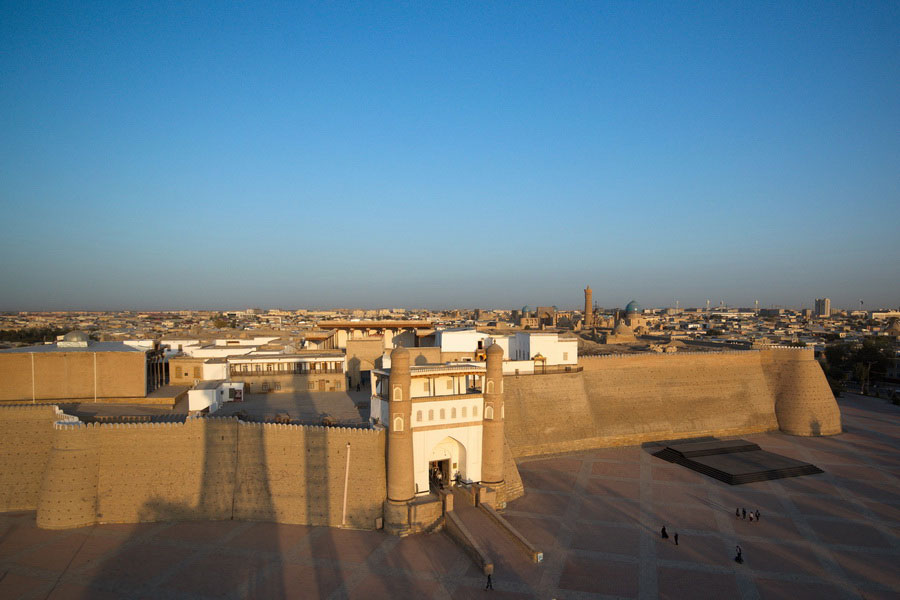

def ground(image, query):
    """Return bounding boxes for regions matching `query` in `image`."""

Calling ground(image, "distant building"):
[0,331,165,402]
[814,298,831,318]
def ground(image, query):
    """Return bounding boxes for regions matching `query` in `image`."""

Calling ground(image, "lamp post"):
[341,442,351,526]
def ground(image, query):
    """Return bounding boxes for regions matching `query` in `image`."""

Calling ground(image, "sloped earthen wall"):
[504,351,806,457]
[760,347,841,436]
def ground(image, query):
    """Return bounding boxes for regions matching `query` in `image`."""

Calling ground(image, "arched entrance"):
[428,436,467,490]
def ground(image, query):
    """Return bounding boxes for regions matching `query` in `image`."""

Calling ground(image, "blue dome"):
[625,300,641,314]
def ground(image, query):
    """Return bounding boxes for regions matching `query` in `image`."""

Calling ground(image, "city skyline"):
[1,2,898,310]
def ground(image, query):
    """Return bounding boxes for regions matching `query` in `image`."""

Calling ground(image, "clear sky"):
[1,1,898,311]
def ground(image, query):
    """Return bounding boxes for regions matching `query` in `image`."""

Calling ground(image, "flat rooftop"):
[0,341,144,353]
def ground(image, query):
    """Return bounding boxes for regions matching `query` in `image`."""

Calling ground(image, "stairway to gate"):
[445,487,543,587]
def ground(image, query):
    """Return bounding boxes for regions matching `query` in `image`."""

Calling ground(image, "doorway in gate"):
[429,459,450,491]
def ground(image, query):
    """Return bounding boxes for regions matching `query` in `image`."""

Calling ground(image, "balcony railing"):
[231,368,343,377]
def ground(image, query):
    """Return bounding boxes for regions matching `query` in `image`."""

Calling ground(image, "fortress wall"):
[505,352,780,457]
[30,417,386,530]
[0,404,61,511]
[760,348,841,436]
[233,422,385,529]
[503,372,598,457]
[582,352,778,445]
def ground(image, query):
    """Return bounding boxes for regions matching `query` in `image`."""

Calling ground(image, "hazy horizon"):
[2,2,898,311]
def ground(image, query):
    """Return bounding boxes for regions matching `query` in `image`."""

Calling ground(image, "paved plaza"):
[1,393,897,599]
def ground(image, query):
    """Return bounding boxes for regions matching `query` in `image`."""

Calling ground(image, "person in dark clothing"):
[734,545,743,564]
[735,507,740,518]
[755,509,761,521]
[742,508,747,520]
[485,573,493,590]
[356,383,360,391]
[661,526,669,539]
[674,533,679,546]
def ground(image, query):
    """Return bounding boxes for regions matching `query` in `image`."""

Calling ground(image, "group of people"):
[736,507,761,522]
[731,507,761,564]
[660,526,679,545]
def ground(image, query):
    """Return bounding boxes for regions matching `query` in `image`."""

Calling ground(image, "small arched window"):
[473,405,478,417]
[416,410,423,422]
[486,380,494,394]
[485,405,494,420]
[451,407,456,418]
[393,386,402,402]
[393,415,404,432]
[440,409,445,419]
[462,406,467,418]
[501,402,505,419]
[428,409,434,421]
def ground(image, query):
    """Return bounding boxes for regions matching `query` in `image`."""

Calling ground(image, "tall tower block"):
[481,344,505,488]
[385,347,413,533]
[584,286,593,328]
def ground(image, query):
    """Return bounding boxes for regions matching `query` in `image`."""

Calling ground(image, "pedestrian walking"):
[755,509,760,521]
[661,526,669,539]
[674,533,679,546]
[748,512,754,522]
[735,507,740,518]
[742,508,746,520]
[485,573,493,590]
[734,545,743,564]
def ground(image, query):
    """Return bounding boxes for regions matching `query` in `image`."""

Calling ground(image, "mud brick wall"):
[760,347,841,436]
[0,351,146,402]
[31,417,386,530]
[0,404,61,511]
[504,349,837,457]
[233,422,385,529]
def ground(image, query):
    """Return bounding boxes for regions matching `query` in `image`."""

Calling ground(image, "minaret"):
[481,343,505,488]
[385,347,413,532]
[584,285,593,329]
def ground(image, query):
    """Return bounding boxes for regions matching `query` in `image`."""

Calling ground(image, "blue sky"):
[1,1,898,311]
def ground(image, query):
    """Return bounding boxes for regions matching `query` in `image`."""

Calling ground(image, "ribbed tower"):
[584,286,593,328]
[385,347,413,533]
[481,344,505,488]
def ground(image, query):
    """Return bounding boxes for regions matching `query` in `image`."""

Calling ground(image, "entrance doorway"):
[429,459,450,491]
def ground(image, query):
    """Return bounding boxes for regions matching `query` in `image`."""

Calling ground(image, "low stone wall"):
[30,415,385,530]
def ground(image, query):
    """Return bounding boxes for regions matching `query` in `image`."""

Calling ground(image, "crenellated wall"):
[504,348,840,457]
[31,416,385,530]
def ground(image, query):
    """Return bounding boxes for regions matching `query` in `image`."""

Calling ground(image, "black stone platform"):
[653,439,823,485]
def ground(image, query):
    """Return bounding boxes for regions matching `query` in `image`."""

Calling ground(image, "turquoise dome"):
[625,300,641,314]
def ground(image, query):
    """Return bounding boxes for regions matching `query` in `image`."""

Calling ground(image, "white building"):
[371,362,486,494]
[187,380,245,412]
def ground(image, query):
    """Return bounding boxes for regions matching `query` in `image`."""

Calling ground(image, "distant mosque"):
[602,300,645,344]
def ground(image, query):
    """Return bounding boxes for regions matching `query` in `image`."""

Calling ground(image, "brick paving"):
[0,393,897,599]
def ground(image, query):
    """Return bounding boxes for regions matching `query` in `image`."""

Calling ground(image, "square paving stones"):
[657,567,740,600]
[558,554,639,596]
